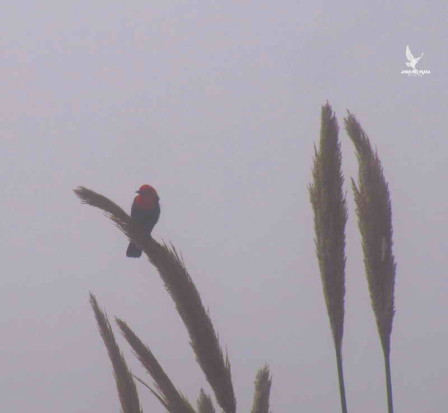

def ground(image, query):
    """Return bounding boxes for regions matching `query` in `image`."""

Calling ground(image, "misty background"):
[1,1,447,412]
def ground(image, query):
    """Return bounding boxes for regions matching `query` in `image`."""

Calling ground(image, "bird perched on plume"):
[126,184,160,258]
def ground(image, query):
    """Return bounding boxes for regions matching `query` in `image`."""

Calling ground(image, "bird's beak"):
[136,190,140,194]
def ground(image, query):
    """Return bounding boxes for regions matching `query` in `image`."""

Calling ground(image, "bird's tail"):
[126,242,142,258]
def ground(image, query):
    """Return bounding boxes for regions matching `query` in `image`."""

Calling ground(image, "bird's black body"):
[126,185,160,258]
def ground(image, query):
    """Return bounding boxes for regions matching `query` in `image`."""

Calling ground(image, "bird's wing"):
[406,45,414,61]
[130,199,138,218]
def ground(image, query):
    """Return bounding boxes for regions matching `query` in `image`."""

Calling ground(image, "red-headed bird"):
[126,184,160,258]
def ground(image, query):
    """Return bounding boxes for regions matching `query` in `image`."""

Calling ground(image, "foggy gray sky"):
[1,1,447,412]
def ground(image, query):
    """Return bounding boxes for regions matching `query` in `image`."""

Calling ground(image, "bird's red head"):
[137,184,156,195]
[134,184,158,209]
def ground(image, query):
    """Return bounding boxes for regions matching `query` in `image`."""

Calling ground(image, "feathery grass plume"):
[73,187,144,249]
[75,187,236,413]
[144,241,235,413]
[197,389,216,413]
[250,365,272,413]
[116,318,196,413]
[345,112,396,413]
[309,103,348,413]
[89,293,143,413]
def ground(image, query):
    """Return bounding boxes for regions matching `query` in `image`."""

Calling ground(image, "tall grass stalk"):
[75,187,236,413]
[345,113,396,413]
[116,318,196,413]
[89,294,143,413]
[250,365,272,413]
[309,103,348,413]
[197,389,216,413]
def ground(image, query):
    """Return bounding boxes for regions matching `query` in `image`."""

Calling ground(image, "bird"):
[405,45,423,70]
[126,184,160,258]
